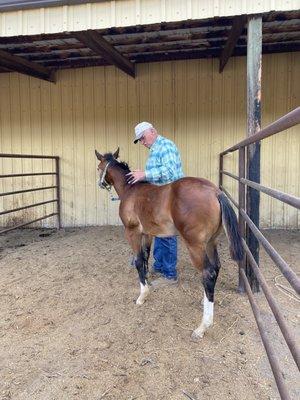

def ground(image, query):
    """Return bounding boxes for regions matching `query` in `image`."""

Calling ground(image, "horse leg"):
[125,228,151,305]
[142,234,152,267]
[191,241,221,340]
[135,234,153,305]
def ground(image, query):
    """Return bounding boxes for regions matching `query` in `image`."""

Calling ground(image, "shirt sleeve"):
[145,145,179,183]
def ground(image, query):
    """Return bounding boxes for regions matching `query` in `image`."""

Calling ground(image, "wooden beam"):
[42,57,110,69]
[245,16,262,293]
[0,48,55,82]
[219,15,247,72]
[0,66,13,73]
[74,30,136,78]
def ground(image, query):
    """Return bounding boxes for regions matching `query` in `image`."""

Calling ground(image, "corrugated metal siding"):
[1,0,300,36]
[0,52,299,228]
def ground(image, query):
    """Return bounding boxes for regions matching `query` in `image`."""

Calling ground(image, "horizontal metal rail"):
[0,199,58,216]
[220,186,300,294]
[221,170,239,181]
[221,106,300,155]
[0,213,58,235]
[221,170,300,209]
[0,172,56,178]
[240,269,291,400]
[0,153,58,160]
[242,239,300,370]
[241,178,300,209]
[0,185,57,197]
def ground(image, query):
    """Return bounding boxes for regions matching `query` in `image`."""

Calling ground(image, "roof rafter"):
[219,15,247,72]
[74,30,136,78]
[0,48,55,82]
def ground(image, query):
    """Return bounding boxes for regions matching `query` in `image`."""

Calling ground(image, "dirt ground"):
[0,227,299,400]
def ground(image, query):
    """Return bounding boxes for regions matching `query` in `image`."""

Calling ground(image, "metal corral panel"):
[1,0,300,36]
[0,52,299,228]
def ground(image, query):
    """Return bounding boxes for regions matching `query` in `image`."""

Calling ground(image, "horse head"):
[95,147,119,190]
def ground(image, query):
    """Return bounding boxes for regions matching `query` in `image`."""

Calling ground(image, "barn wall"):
[1,0,300,36]
[0,52,299,228]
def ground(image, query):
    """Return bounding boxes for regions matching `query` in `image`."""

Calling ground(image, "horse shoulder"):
[119,194,140,228]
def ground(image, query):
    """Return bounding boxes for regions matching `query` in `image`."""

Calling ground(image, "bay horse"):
[95,148,243,340]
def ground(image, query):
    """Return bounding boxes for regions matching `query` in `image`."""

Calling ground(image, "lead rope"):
[108,190,120,202]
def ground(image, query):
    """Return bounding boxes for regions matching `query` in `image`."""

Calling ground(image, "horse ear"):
[95,149,103,161]
[113,147,120,159]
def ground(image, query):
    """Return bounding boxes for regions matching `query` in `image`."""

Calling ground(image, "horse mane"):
[104,153,131,174]
[104,152,149,186]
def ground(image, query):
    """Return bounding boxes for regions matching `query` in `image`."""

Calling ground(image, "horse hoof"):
[136,297,145,305]
[191,330,204,342]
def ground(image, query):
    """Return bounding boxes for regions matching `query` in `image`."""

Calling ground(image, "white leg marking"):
[136,282,150,305]
[191,292,214,340]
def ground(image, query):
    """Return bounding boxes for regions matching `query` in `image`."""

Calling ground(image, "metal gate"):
[0,153,61,234]
[219,107,300,399]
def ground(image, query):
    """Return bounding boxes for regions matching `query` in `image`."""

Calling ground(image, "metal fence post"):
[238,147,246,293]
[219,154,223,188]
[55,157,61,229]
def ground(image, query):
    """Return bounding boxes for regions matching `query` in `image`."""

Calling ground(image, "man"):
[127,122,184,287]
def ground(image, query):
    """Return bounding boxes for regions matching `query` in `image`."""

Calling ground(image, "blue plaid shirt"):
[145,135,184,185]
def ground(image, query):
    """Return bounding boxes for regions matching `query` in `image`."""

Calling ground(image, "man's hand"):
[126,170,146,184]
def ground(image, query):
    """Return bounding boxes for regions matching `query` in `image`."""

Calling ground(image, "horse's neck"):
[111,170,127,197]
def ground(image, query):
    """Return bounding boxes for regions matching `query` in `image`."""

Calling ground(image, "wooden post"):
[246,16,262,292]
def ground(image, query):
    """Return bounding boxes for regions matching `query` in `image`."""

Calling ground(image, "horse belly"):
[139,216,177,237]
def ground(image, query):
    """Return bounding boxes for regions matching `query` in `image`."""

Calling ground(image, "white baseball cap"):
[134,121,153,143]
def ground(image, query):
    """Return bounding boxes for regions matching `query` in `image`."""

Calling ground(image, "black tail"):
[218,192,244,262]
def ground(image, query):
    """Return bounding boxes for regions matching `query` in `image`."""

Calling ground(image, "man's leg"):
[153,237,163,273]
[161,236,178,280]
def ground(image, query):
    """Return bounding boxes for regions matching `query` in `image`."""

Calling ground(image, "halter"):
[98,161,112,190]
[98,161,120,201]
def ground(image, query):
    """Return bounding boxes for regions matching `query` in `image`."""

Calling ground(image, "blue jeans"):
[153,236,177,279]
